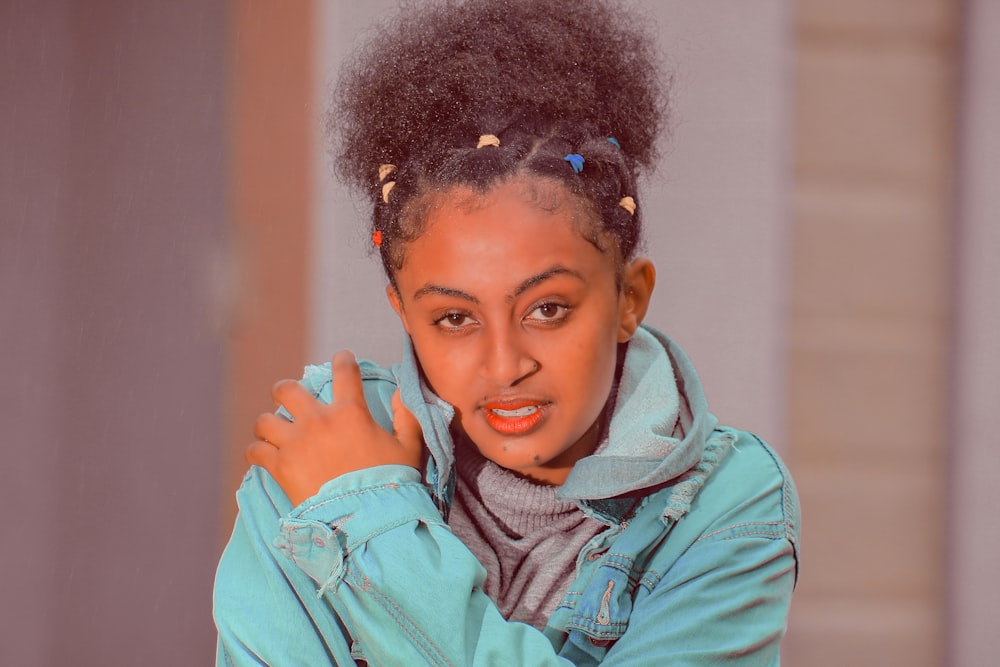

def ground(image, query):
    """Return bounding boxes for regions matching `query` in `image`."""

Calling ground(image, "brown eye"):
[526,302,569,323]
[434,311,476,329]
[538,304,560,318]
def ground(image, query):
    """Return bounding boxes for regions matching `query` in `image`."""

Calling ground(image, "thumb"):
[391,388,424,461]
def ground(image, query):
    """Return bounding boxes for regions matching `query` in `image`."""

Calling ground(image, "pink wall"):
[1,2,226,663]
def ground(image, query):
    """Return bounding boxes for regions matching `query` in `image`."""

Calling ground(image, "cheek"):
[409,335,470,403]
[579,345,617,398]
[572,324,621,400]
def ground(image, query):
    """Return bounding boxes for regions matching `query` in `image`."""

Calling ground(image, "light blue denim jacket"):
[214,325,800,665]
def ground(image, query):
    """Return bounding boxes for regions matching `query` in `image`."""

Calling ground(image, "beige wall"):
[784,1,961,665]
[947,0,1000,663]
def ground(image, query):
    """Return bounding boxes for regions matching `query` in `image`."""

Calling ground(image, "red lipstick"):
[482,399,548,435]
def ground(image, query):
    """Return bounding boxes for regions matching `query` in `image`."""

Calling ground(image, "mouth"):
[481,399,549,435]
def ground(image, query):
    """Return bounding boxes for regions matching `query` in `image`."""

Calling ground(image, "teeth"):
[491,405,539,418]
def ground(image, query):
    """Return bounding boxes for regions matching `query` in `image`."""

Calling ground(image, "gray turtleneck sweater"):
[447,439,607,630]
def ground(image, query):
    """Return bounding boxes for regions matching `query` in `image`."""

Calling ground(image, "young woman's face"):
[388,177,653,485]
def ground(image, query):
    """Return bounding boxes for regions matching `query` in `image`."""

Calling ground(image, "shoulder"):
[690,428,800,548]
[642,428,799,552]
[628,428,800,585]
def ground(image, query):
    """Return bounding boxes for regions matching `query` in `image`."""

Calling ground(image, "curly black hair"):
[328,0,670,280]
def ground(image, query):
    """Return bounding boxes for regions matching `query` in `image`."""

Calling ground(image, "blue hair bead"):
[607,137,621,149]
[563,153,585,174]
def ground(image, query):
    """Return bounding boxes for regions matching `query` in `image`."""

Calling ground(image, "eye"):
[525,302,570,323]
[433,311,477,330]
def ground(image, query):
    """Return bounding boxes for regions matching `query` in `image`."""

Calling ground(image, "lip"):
[481,398,550,436]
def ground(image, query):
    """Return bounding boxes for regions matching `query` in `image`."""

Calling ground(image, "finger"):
[271,379,317,419]
[253,411,298,445]
[391,388,424,460]
[331,350,364,405]
[245,439,278,470]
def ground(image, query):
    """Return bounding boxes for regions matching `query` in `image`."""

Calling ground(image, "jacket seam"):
[296,481,430,517]
[748,432,799,545]
[344,516,438,553]
[696,520,789,542]
[345,571,455,667]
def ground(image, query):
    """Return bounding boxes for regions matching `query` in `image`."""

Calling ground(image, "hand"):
[246,350,424,507]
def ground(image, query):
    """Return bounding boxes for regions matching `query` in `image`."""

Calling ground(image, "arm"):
[214,462,572,666]
[214,467,358,666]
[219,352,574,665]
[277,465,574,666]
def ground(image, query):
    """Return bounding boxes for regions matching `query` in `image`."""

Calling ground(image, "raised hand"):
[246,350,424,507]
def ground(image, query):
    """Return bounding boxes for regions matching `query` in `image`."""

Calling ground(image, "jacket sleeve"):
[214,358,571,666]
[270,464,575,666]
[214,467,360,666]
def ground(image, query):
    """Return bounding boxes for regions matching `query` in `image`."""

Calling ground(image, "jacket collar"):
[393,325,720,519]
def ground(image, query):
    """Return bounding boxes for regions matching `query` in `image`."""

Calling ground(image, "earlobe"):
[386,284,411,334]
[617,258,656,342]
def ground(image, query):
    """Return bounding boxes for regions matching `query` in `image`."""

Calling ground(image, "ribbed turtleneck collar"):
[453,438,583,539]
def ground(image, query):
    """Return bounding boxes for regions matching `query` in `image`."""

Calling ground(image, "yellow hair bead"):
[476,134,501,149]
[378,164,397,182]
[382,181,396,203]
[618,196,636,215]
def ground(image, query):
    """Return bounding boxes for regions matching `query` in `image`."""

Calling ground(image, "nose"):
[481,327,539,386]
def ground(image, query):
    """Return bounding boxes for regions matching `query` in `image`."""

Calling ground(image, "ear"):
[617,258,656,343]
[386,284,412,334]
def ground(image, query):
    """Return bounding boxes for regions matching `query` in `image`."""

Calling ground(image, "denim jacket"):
[214,325,800,665]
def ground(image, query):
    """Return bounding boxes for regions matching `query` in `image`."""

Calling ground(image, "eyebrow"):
[412,284,480,303]
[411,265,585,303]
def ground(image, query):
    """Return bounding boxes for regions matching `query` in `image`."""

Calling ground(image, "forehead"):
[395,178,617,291]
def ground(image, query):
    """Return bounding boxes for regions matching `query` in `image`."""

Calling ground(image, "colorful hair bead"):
[607,137,621,149]
[563,153,585,174]
[476,134,501,149]
[618,196,636,215]
[378,164,397,181]
[372,230,383,247]
[381,181,396,203]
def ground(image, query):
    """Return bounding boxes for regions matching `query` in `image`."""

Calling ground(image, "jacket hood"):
[394,324,719,507]
[557,325,719,502]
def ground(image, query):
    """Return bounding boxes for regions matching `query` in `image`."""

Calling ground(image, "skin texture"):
[248,176,655,502]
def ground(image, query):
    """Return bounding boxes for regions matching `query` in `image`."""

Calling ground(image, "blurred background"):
[2,0,997,665]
